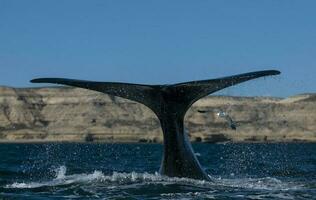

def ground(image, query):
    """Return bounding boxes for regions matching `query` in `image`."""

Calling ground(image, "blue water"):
[0,143,315,199]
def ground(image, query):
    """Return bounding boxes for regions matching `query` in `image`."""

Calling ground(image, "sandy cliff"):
[0,86,315,143]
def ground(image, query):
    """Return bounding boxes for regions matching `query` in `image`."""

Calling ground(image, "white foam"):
[9,182,44,189]
[5,165,105,189]
[5,166,303,191]
[55,165,66,179]
[210,176,302,191]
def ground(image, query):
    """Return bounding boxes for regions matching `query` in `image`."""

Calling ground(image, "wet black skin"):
[31,70,280,180]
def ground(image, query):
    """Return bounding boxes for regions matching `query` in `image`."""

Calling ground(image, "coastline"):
[0,86,315,143]
[0,140,315,144]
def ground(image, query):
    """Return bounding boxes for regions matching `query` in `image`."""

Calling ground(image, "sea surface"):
[0,143,315,199]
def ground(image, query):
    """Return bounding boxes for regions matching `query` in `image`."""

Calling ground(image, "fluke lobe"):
[31,70,280,181]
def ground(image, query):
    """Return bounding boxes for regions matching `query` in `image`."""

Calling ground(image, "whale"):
[31,70,280,180]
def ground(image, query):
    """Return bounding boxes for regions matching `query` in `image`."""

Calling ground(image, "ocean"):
[0,143,315,199]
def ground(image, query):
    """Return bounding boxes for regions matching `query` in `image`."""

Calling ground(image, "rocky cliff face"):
[0,86,315,143]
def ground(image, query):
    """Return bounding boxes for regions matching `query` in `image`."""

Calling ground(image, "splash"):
[6,165,104,189]
[211,176,303,191]
[55,165,67,179]
[5,166,302,191]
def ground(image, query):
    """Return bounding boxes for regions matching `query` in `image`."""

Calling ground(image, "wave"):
[6,166,104,189]
[5,165,303,191]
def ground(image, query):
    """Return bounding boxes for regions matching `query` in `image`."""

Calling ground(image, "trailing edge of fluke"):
[31,69,281,180]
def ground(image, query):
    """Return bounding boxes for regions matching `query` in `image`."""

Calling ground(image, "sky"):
[0,0,315,97]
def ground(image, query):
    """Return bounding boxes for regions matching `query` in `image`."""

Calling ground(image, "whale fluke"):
[31,78,162,115]
[31,69,280,180]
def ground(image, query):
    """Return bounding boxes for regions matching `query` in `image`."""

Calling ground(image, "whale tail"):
[31,70,280,118]
[31,70,280,180]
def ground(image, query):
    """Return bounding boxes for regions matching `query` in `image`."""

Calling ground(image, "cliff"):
[0,86,315,143]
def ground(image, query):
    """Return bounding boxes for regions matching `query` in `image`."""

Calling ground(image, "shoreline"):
[0,86,315,143]
[0,139,315,144]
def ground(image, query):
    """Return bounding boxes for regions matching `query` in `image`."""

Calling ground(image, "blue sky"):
[0,1,315,97]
